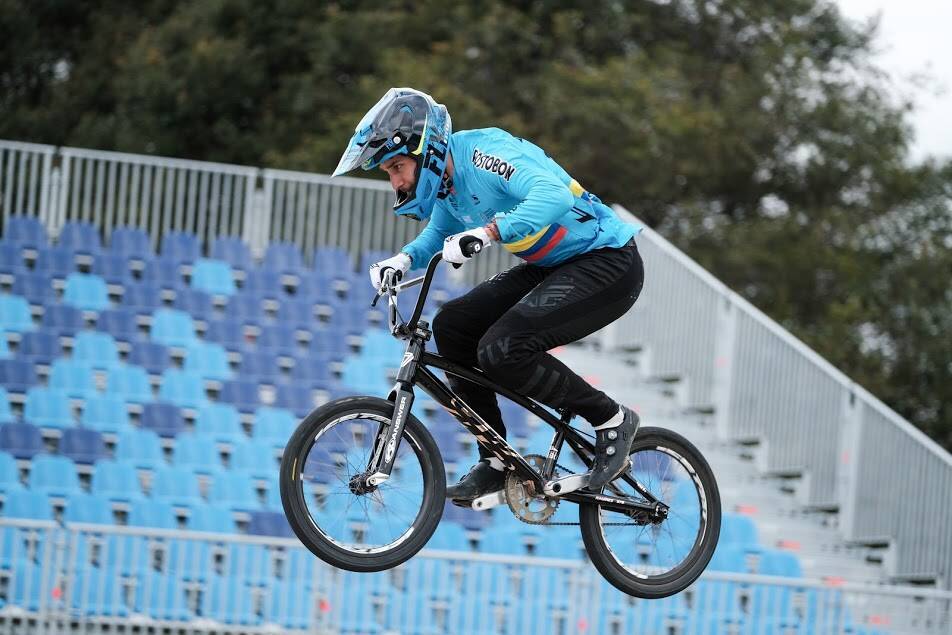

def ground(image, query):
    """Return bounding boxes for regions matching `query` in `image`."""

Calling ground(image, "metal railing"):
[1,520,949,634]
[1,138,950,588]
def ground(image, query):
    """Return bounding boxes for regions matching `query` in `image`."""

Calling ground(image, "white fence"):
[0,139,950,589]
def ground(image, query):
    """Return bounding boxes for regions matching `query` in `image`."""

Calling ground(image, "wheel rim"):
[295,412,428,555]
[595,442,711,580]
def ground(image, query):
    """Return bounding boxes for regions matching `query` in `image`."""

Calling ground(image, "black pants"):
[433,238,644,460]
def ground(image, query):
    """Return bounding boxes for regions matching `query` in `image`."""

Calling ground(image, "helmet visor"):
[332,88,412,176]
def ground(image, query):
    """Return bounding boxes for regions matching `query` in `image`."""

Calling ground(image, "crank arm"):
[542,472,590,496]
[450,490,507,511]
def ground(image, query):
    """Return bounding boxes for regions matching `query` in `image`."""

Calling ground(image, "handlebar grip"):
[459,235,483,257]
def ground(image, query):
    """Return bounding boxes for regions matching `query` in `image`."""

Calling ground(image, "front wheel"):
[280,396,446,572]
[579,426,721,598]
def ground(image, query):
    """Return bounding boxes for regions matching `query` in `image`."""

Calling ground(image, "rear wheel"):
[280,396,446,572]
[579,427,721,598]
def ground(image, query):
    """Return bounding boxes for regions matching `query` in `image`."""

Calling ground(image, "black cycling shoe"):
[586,407,641,491]
[445,460,506,501]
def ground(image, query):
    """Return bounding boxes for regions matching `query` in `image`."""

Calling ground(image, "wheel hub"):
[348,472,377,496]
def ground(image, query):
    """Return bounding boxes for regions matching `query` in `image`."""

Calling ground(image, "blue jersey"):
[401,128,640,268]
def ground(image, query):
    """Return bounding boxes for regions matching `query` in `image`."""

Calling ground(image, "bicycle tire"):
[280,396,446,572]
[579,426,721,598]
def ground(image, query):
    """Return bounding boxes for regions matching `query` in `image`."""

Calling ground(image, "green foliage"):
[1,0,948,448]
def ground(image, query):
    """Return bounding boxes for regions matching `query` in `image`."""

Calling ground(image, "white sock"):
[487,457,505,471]
[592,407,624,431]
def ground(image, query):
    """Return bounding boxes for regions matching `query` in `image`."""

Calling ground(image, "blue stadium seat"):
[0,294,36,333]
[721,513,759,547]
[263,241,305,274]
[134,573,193,621]
[341,357,389,394]
[17,331,60,365]
[229,441,279,481]
[0,359,36,394]
[478,526,529,556]
[23,387,74,429]
[202,575,261,625]
[238,350,281,383]
[0,386,12,422]
[255,325,299,357]
[4,216,47,252]
[252,406,297,446]
[0,450,20,495]
[203,317,249,352]
[127,341,170,375]
[3,489,52,520]
[209,236,254,273]
[709,543,750,573]
[194,402,243,442]
[273,296,318,331]
[184,340,231,382]
[150,308,197,347]
[0,422,44,459]
[102,535,152,577]
[210,471,259,511]
[63,492,114,525]
[80,393,131,433]
[128,499,178,529]
[219,379,262,413]
[186,504,236,533]
[758,549,803,577]
[312,246,352,273]
[115,427,165,470]
[95,307,141,344]
[91,459,144,504]
[0,329,9,360]
[151,465,203,509]
[160,230,201,267]
[165,538,213,581]
[191,258,236,296]
[248,510,294,538]
[141,401,186,437]
[74,330,121,369]
[224,292,266,325]
[109,226,152,259]
[121,281,163,316]
[40,304,84,337]
[329,302,371,336]
[33,245,77,280]
[92,252,139,287]
[49,358,96,398]
[274,385,316,418]
[0,242,26,279]
[426,521,470,551]
[142,257,187,293]
[105,363,153,405]
[11,271,52,307]
[63,272,110,311]
[360,328,404,361]
[172,434,222,475]
[69,567,128,616]
[28,453,80,497]
[239,269,286,302]
[57,221,102,257]
[59,428,106,464]
[7,563,46,611]
[172,286,215,318]
[158,368,208,409]
[265,580,314,629]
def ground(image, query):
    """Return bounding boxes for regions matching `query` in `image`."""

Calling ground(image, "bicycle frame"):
[363,253,663,518]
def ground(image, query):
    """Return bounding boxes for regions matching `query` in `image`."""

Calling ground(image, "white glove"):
[442,227,493,265]
[369,252,412,292]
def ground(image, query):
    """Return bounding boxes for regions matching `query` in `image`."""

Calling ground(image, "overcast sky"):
[835,0,952,162]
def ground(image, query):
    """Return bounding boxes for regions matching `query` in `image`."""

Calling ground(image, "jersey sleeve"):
[400,202,465,267]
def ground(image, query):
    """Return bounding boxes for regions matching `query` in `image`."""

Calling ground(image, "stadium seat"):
[0,387,12,422]
[238,350,281,383]
[209,470,259,511]
[33,245,77,280]
[229,441,279,481]
[158,368,208,409]
[115,427,165,470]
[274,385,317,418]
[134,573,193,621]
[248,510,294,538]
[184,340,232,382]
[142,256,187,293]
[225,292,266,326]
[340,357,389,394]
[28,453,81,497]
[128,499,178,529]
[312,246,352,273]
[141,401,186,438]
[23,387,73,429]
[151,465,203,509]
[758,549,803,578]
[91,459,144,504]
[0,450,20,494]
[4,216,47,252]
[191,258,237,296]
[273,296,318,331]
[171,434,222,475]
[7,563,46,612]
[150,308,197,347]
[202,575,261,625]
[63,272,110,311]
[478,526,529,556]
[109,226,152,260]
[709,543,750,573]
[92,252,139,288]
[105,363,153,405]
[265,580,314,629]
[59,428,106,464]
[165,538,213,581]
[40,303,84,337]
[426,521,470,551]
[186,504,236,533]
[239,269,286,302]
[329,302,371,336]
[252,406,297,445]
[11,271,52,307]
[255,324,300,357]
[0,241,26,280]
[194,402,243,443]
[219,379,263,413]
[203,317,249,352]
[210,236,254,273]
[172,286,215,318]
[95,307,141,344]
[0,294,36,332]
[0,422,44,459]
[49,358,96,398]
[69,567,128,617]
[74,330,121,369]
[5,488,54,521]
[721,513,759,547]
[360,328,404,361]
[160,230,201,267]
[263,241,305,274]
[57,221,102,257]
[63,492,114,525]
[103,534,152,577]
[80,393,131,433]
[121,281,163,316]
[127,340,171,375]
[17,331,60,365]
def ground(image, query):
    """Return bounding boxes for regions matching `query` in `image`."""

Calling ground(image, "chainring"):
[505,454,561,525]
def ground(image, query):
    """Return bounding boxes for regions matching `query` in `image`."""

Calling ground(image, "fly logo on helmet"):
[332,87,452,222]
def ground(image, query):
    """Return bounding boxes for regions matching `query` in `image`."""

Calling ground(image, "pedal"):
[451,490,507,511]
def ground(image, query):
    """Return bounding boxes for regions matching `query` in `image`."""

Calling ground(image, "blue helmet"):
[333,88,452,221]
